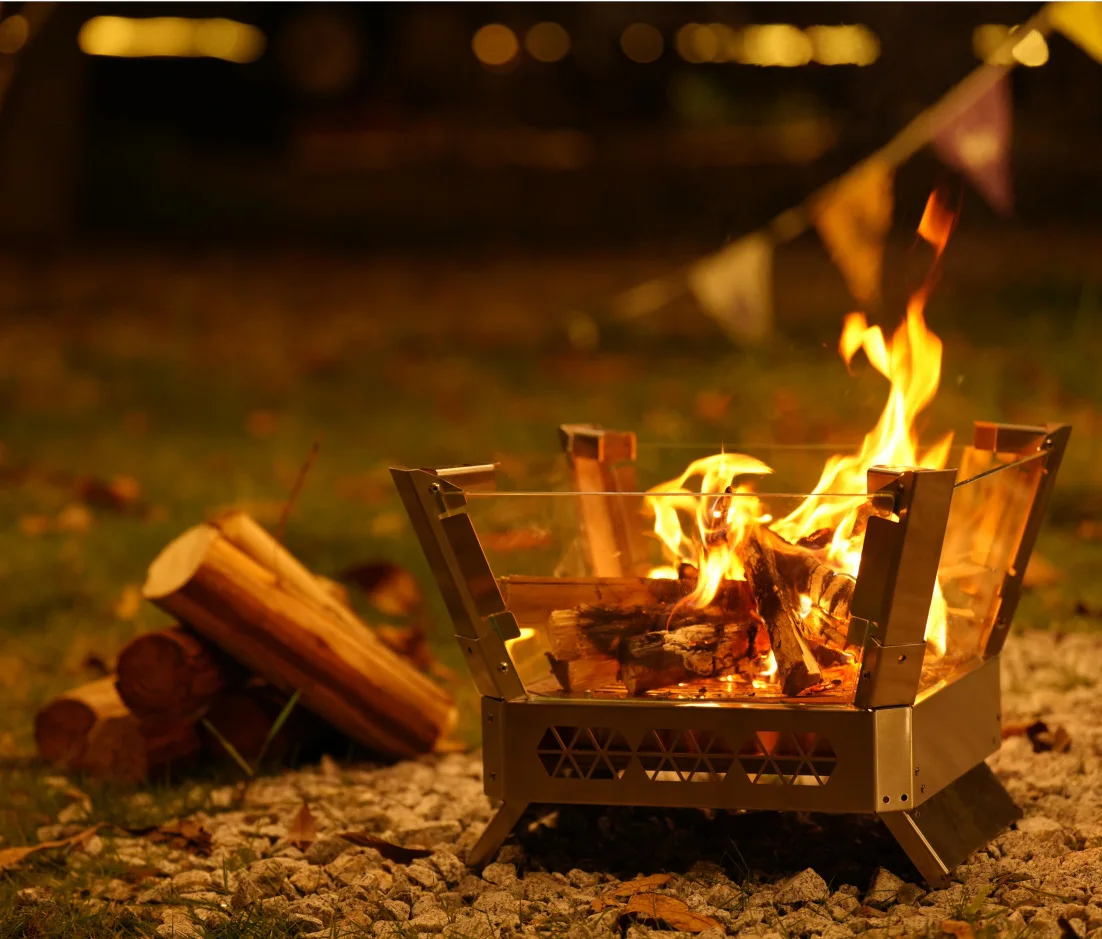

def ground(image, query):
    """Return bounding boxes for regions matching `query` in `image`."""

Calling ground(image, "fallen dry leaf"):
[18,514,50,536]
[609,873,674,898]
[622,893,721,933]
[1,466,144,515]
[1076,519,1102,541]
[1002,720,1072,754]
[1022,553,1061,589]
[0,825,102,871]
[695,390,733,423]
[121,865,163,883]
[133,819,213,856]
[56,504,93,533]
[337,831,432,864]
[77,475,143,513]
[593,873,674,910]
[339,561,423,617]
[246,410,278,438]
[481,527,554,552]
[941,920,975,939]
[288,802,317,851]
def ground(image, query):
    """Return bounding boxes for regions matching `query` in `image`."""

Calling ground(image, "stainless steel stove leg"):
[467,801,528,869]
[880,762,1022,886]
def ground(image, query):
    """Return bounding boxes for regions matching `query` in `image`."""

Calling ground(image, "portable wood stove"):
[392,420,1069,885]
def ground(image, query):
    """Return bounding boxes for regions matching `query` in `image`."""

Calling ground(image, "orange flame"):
[646,190,958,660]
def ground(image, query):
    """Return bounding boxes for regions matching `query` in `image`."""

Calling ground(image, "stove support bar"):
[976,422,1072,657]
[391,465,525,702]
[468,800,529,870]
[881,761,1022,886]
[851,468,956,709]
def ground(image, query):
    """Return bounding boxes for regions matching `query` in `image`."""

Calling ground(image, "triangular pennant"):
[932,72,1013,216]
[1050,2,1102,63]
[812,159,894,305]
[687,233,773,344]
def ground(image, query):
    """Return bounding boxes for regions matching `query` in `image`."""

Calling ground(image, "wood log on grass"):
[142,520,456,759]
[115,626,242,722]
[34,677,200,783]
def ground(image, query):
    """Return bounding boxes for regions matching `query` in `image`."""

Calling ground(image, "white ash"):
[68,629,1102,936]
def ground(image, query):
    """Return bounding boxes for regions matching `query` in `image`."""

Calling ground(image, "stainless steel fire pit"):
[392,420,1069,885]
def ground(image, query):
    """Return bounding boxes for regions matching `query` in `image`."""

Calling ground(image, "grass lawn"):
[0,247,1100,934]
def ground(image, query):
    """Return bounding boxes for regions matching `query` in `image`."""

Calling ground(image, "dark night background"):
[2,2,1101,248]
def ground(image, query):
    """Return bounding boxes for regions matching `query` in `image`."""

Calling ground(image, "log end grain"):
[143,524,221,600]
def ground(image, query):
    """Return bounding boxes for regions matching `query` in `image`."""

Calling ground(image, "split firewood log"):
[34,677,200,782]
[115,626,243,722]
[500,575,753,629]
[742,526,823,696]
[142,520,455,759]
[760,527,856,622]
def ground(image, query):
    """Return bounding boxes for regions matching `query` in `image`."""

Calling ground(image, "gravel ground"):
[21,629,1102,938]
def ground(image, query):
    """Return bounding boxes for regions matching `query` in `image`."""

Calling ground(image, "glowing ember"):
[645,189,959,675]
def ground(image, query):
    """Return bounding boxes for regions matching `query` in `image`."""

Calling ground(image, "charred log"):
[742,526,823,696]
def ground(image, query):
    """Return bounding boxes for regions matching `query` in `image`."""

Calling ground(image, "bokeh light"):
[78,16,265,62]
[620,23,663,64]
[737,24,813,67]
[675,24,717,64]
[525,22,570,63]
[472,23,519,68]
[807,25,880,66]
[0,15,30,55]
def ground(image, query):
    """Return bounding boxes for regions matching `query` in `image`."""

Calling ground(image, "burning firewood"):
[141,518,456,760]
[34,677,201,783]
[620,623,754,694]
[759,526,856,621]
[741,526,823,696]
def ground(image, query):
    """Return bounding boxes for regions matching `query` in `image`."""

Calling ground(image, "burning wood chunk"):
[760,527,855,621]
[620,623,753,695]
[742,527,823,696]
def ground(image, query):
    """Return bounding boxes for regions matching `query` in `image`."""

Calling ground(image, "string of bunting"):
[611,1,1102,344]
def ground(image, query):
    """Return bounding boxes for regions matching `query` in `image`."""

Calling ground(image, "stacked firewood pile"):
[34,511,456,783]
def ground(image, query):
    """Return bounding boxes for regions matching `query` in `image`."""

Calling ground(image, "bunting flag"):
[932,72,1013,216]
[687,233,773,343]
[812,159,894,305]
[1049,1,1102,63]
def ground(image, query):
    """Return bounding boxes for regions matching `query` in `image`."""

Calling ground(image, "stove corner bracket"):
[880,761,1021,887]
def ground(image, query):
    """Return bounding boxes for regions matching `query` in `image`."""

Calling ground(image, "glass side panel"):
[923,448,1046,691]
[491,442,976,495]
[462,489,895,705]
